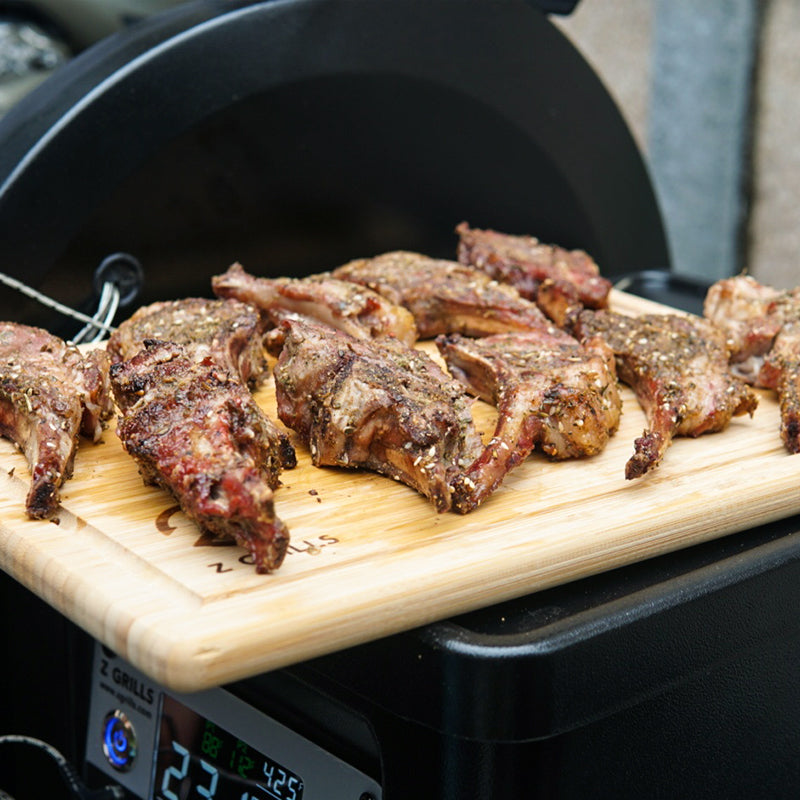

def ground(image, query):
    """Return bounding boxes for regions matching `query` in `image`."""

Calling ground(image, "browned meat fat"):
[331,250,550,339]
[273,317,486,513]
[110,340,291,573]
[437,327,621,512]
[0,322,113,519]
[212,262,419,350]
[575,309,758,479]
[455,222,611,327]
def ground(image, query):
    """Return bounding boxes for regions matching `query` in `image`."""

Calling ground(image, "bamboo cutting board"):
[1,290,799,692]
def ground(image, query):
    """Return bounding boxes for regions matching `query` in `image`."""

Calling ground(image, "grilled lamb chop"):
[107,297,269,386]
[108,295,295,471]
[331,250,550,339]
[437,328,621,509]
[212,262,418,350]
[574,309,758,479]
[704,274,800,451]
[273,317,487,513]
[760,320,800,452]
[702,274,792,383]
[110,340,290,573]
[0,322,113,519]
[455,222,611,326]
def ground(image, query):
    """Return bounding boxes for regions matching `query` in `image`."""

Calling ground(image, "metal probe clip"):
[0,253,143,343]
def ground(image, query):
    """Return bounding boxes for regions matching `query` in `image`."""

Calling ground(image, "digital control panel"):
[85,644,381,799]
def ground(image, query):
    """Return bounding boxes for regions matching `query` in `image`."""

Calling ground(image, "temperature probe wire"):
[0,734,124,800]
[0,271,118,340]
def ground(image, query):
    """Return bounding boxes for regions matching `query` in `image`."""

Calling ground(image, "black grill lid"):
[0,0,668,333]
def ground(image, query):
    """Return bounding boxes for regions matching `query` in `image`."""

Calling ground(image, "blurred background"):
[553,0,800,290]
[0,0,797,288]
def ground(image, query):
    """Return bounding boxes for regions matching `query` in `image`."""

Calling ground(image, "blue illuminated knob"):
[102,710,137,771]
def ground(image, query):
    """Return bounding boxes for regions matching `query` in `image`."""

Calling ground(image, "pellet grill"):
[1,2,799,799]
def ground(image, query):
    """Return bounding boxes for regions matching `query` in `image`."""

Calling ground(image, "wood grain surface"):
[1,290,797,691]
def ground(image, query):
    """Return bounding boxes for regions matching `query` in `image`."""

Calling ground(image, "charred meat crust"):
[110,340,291,573]
[273,318,484,513]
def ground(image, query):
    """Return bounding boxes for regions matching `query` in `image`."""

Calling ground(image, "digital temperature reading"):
[154,695,304,800]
